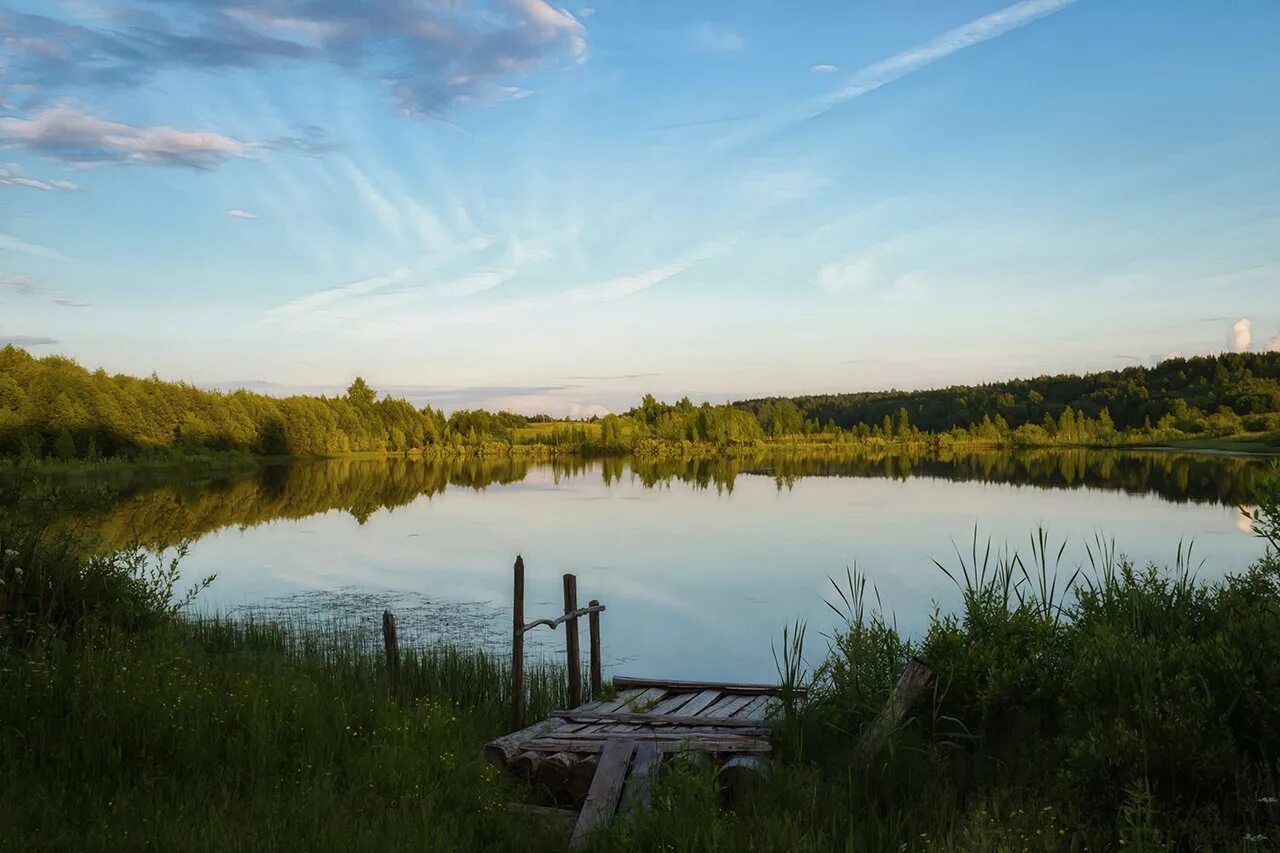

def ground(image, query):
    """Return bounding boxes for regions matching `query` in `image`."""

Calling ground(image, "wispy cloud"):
[436,269,518,297]
[0,232,69,261]
[0,335,57,347]
[809,63,838,73]
[819,0,1078,113]
[0,106,255,169]
[1230,318,1252,352]
[0,274,34,295]
[688,22,746,53]
[225,208,258,219]
[565,263,687,303]
[1268,332,1280,353]
[0,164,81,191]
[3,0,587,119]
[265,267,412,322]
[53,294,89,308]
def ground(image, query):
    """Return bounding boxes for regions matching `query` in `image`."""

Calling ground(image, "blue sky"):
[1,0,1278,415]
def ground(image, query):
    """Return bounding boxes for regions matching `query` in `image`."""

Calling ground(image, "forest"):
[1,344,1278,463]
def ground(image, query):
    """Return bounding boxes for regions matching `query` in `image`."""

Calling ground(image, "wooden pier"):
[485,556,789,846]
[483,556,930,847]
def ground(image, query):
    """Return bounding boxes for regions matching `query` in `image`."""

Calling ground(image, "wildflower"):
[1244,834,1268,844]
[1260,797,1279,804]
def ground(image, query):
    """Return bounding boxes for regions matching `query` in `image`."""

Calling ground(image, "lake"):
[71,448,1271,682]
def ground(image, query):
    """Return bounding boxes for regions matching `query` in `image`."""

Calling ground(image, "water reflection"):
[71,448,1265,551]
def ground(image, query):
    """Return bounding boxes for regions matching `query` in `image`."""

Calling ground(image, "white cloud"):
[1230,318,1252,352]
[1267,332,1280,353]
[810,63,838,73]
[225,208,258,219]
[566,262,687,303]
[0,232,69,261]
[817,244,923,302]
[568,402,611,418]
[265,267,412,322]
[0,106,255,169]
[0,335,57,347]
[436,269,517,297]
[0,164,81,191]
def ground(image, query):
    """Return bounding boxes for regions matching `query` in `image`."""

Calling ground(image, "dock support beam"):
[563,573,582,708]
[511,556,525,731]
[588,598,603,699]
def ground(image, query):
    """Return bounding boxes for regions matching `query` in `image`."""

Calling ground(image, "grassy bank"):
[3,471,1280,850]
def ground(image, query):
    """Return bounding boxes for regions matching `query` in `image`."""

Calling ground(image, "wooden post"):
[511,556,525,732]
[382,610,400,696]
[588,597,603,699]
[563,573,582,708]
[854,658,934,766]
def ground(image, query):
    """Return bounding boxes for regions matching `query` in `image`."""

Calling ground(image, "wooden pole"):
[588,597,603,699]
[511,556,525,732]
[854,658,934,766]
[382,610,400,696]
[563,573,582,708]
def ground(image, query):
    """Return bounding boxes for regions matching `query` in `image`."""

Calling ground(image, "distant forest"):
[733,352,1280,440]
[1,344,1278,462]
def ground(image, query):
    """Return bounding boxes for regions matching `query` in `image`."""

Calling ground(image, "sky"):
[1,0,1279,416]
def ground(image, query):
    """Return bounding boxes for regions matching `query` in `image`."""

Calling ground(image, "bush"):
[0,472,212,646]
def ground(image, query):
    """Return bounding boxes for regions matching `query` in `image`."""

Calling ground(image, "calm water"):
[75,449,1271,682]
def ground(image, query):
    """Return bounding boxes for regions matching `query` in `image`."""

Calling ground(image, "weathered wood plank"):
[557,688,648,735]
[536,729,761,743]
[704,694,754,718]
[854,658,934,766]
[613,676,799,695]
[548,710,770,730]
[676,689,724,718]
[580,686,667,734]
[646,691,698,716]
[732,695,772,721]
[526,735,771,754]
[570,739,636,849]
[619,742,664,818]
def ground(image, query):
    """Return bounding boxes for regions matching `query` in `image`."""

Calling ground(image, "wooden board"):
[570,739,635,848]
[612,676,799,695]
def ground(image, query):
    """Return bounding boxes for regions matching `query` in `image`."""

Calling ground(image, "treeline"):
[4,345,1280,464]
[0,346,554,461]
[735,351,1280,440]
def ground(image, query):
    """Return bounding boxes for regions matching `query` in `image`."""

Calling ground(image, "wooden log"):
[613,676,798,695]
[563,573,582,708]
[484,717,560,769]
[567,755,600,807]
[510,751,543,783]
[854,658,934,766]
[511,556,526,731]
[382,610,400,695]
[571,739,636,848]
[503,802,577,827]
[619,742,663,818]
[549,710,771,730]
[718,755,770,804]
[535,751,578,803]
[588,598,603,699]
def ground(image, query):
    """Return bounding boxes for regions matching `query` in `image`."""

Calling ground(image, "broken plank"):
[570,739,636,849]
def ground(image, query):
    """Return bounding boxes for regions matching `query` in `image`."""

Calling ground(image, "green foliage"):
[737,351,1280,442]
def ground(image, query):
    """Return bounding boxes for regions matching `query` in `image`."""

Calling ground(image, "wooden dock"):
[480,556,930,847]
[486,676,783,846]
